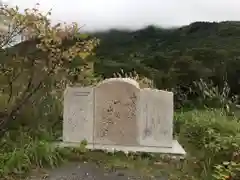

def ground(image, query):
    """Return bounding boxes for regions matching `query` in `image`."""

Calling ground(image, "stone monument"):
[62,78,186,156]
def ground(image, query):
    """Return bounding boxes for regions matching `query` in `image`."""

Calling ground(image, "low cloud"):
[4,0,240,31]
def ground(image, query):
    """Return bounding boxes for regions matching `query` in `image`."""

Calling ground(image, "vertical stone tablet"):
[137,89,173,147]
[94,78,140,146]
[63,87,94,143]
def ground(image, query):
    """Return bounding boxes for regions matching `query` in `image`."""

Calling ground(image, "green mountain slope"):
[93,21,240,95]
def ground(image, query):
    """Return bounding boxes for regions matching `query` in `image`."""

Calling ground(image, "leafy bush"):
[213,161,240,180]
[175,109,240,179]
[0,4,98,135]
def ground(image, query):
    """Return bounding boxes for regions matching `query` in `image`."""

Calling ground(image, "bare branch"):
[7,69,22,103]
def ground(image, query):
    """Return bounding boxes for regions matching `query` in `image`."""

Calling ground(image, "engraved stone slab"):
[94,78,140,146]
[61,78,186,156]
[137,89,173,147]
[63,87,94,143]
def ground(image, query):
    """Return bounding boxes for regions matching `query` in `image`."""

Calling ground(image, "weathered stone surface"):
[62,78,186,156]
[94,78,140,145]
[63,87,94,143]
[137,89,173,147]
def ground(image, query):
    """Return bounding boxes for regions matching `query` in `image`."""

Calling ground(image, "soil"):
[26,162,168,180]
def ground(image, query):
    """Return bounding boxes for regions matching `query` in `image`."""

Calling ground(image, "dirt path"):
[26,162,167,180]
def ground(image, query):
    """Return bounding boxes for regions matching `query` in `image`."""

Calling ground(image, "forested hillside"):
[4,21,240,107]
[93,21,240,100]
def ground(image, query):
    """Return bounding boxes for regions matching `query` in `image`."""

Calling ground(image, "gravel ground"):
[26,162,168,180]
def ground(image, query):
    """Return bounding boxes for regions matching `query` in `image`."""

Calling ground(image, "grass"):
[0,108,239,180]
[0,128,64,179]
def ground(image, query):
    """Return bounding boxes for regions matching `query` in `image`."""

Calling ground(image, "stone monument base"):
[55,140,186,157]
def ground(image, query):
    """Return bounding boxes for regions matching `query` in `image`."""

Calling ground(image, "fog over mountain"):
[3,0,240,31]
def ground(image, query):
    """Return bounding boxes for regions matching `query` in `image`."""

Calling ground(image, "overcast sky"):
[3,0,240,31]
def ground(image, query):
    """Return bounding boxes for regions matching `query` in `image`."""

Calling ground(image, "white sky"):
[3,0,240,31]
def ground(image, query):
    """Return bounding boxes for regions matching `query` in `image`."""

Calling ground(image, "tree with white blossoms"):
[0,4,99,135]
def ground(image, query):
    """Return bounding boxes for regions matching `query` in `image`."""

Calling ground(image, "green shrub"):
[0,128,66,178]
[213,161,240,180]
[175,109,240,179]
